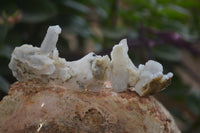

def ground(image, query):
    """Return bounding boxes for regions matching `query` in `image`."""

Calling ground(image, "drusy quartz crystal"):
[9,25,173,96]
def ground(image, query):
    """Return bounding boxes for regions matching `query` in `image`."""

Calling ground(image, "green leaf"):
[0,1,19,15]
[0,45,13,59]
[20,0,57,23]
[153,45,181,62]
[186,94,200,115]
[63,16,91,37]
[177,0,200,9]
[102,28,128,39]
[0,24,9,42]
[63,0,90,14]
[159,5,190,21]
[0,76,9,93]
[96,7,108,19]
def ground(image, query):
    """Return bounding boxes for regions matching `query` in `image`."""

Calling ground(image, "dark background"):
[0,0,200,132]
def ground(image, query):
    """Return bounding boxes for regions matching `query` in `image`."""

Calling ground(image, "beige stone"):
[0,81,180,133]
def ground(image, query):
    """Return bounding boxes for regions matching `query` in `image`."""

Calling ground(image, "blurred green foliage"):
[1,0,200,132]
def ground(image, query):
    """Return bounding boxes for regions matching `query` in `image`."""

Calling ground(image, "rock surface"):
[0,81,180,133]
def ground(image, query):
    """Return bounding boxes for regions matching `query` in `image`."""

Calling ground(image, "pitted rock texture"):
[0,81,180,133]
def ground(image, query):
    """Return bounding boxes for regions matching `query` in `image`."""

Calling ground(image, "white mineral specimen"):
[9,25,110,91]
[9,25,173,96]
[134,60,173,96]
[110,40,173,95]
[110,39,138,92]
[64,52,110,91]
[40,25,61,54]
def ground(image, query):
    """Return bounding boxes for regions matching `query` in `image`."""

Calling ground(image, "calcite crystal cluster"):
[9,25,173,96]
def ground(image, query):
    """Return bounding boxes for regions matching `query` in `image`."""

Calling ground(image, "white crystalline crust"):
[9,25,173,96]
[40,25,61,54]
[110,39,138,92]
